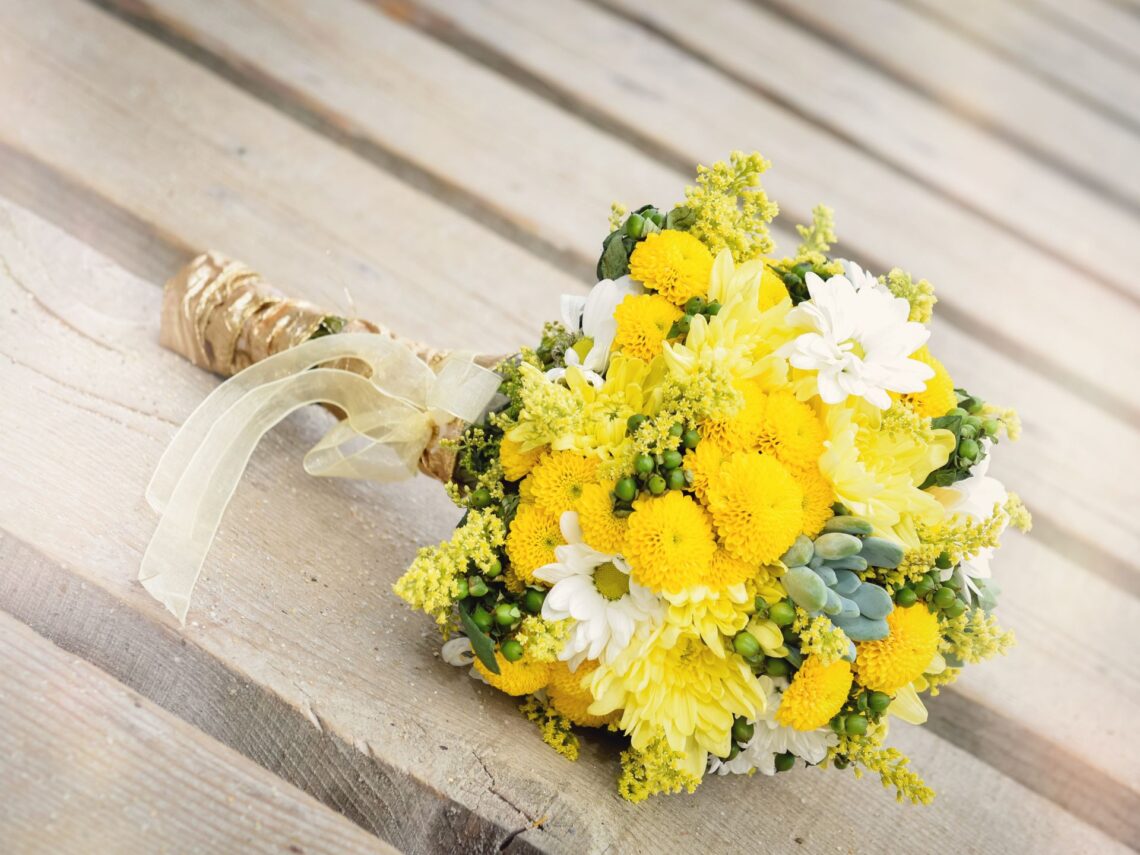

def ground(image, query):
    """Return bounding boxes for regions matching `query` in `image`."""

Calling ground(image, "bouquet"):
[141,152,1028,804]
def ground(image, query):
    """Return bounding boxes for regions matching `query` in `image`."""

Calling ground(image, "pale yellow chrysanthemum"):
[528,451,599,516]
[474,651,552,696]
[500,436,546,481]
[855,605,941,693]
[756,389,825,471]
[612,294,682,363]
[506,503,564,584]
[896,346,956,419]
[629,230,714,307]
[700,382,767,453]
[791,465,836,538]
[775,656,853,731]
[706,452,803,565]
[683,439,727,503]
[576,482,628,555]
[662,583,751,656]
[759,263,791,310]
[624,492,717,593]
[547,660,616,728]
[590,626,766,775]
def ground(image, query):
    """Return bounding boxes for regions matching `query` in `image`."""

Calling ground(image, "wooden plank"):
[391,0,1140,422]
[1,185,1136,850]
[602,0,1140,298]
[0,611,398,855]
[1021,0,1140,66]
[1,0,1133,579]
[904,0,1140,129]
[757,0,1140,214]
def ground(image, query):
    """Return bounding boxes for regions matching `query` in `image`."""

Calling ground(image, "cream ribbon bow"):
[140,333,501,624]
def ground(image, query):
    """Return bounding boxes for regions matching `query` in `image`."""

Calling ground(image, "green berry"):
[469,487,493,509]
[523,588,546,614]
[662,449,683,470]
[733,631,762,659]
[868,691,891,714]
[467,576,489,598]
[494,603,520,626]
[683,296,706,315]
[964,397,984,415]
[982,418,1001,437]
[732,718,755,743]
[485,559,502,579]
[669,423,685,438]
[666,469,687,491]
[726,742,741,761]
[472,605,493,633]
[845,714,868,736]
[914,577,936,598]
[624,212,646,238]
[935,551,952,570]
[500,639,524,662]
[959,424,978,440]
[634,453,655,475]
[455,577,469,600]
[948,407,969,418]
[895,587,917,607]
[673,315,692,336]
[647,474,667,495]
[705,300,722,316]
[753,597,769,618]
[765,658,790,678]
[774,752,796,773]
[959,438,980,462]
[627,413,647,434]
[769,600,796,627]
[614,477,638,502]
[933,586,956,609]
[681,428,700,449]
[945,599,968,618]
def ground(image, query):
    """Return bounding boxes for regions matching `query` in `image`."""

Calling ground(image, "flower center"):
[593,561,631,601]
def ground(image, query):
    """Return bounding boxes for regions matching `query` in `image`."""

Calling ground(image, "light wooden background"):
[1,0,1138,852]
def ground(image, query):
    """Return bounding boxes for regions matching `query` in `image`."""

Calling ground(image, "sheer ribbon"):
[140,333,500,624]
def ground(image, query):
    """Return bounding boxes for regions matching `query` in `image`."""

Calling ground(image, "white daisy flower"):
[708,676,837,776]
[535,511,663,669]
[780,270,933,409]
[558,276,644,372]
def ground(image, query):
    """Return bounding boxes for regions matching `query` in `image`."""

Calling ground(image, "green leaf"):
[458,601,500,674]
[597,229,629,280]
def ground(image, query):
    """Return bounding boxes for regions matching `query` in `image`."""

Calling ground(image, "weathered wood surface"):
[0,611,399,855]
[0,0,1138,851]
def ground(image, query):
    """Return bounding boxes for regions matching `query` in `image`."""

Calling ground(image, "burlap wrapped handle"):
[160,252,499,482]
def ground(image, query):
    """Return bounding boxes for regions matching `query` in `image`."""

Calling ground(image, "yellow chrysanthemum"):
[500,436,546,481]
[897,346,956,418]
[547,661,616,728]
[576,482,628,555]
[474,651,552,696]
[776,656,853,731]
[759,264,790,310]
[628,230,714,307]
[700,382,767,453]
[683,439,726,503]
[612,294,682,362]
[703,548,760,590]
[792,465,835,538]
[590,626,766,773]
[624,492,717,592]
[663,584,751,656]
[756,389,825,471]
[706,452,803,565]
[506,503,564,583]
[855,605,942,693]
[528,451,599,516]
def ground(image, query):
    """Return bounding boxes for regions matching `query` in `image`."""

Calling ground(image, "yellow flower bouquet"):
[142,152,1028,803]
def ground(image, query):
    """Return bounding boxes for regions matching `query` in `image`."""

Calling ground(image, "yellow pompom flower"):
[500,436,546,481]
[791,465,836,538]
[703,549,760,590]
[590,626,766,773]
[706,452,803,565]
[628,230,714,307]
[624,492,717,592]
[700,382,767,453]
[474,651,552,696]
[759,264,791,310]
[855,605,942,693]
[776,656,853,731]
[756,389,825,471]
[547,661,616,728]
[897,346,956,418]
[528,451,599,516]
[612,294,682,362]
[683,439,726,503]
[506,503,564,584]
[576,482,628,555]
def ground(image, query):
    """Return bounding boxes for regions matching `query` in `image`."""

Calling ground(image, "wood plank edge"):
[0,531,549,854]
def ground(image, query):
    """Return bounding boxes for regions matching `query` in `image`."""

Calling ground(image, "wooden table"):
[1,0,1137,852]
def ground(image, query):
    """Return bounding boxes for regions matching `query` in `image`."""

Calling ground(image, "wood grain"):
[0,610,398,855]
[2,193,1134,851]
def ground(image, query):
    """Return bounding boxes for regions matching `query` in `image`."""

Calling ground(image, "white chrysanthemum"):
[708,675,837,776]
[558,276,644,373]
[929,442,1009,602]
[536,512,663,669]
[840,259,892,296]
[780,271,933,409]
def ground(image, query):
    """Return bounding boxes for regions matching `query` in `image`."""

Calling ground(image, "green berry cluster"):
[830,688,892,746]
[892,552,968,619]
[613,418,700,508]
[770,259,836,305]
[666,295,722,339]
[921,389,1001,489]
[596,203,694,281]
[456,555,546,662]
